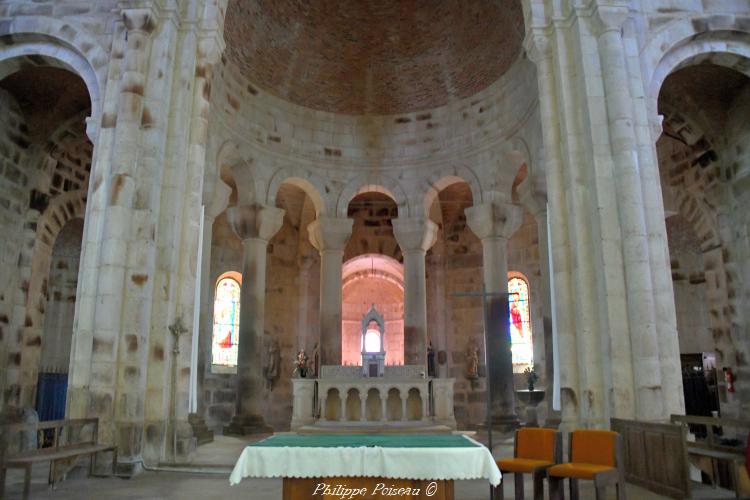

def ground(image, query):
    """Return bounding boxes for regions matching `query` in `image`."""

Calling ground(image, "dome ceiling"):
[223,0,525,115]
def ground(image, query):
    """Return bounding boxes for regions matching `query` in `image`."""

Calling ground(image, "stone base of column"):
[544,410,562,429]
[223,414,274,436]
[488,413,520,432]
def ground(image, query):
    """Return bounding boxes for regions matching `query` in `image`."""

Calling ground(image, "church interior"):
[0,0,749,498]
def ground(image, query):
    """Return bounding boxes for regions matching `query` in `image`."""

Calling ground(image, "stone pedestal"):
[516,389,546,427]
[291,379,316,430]
[466,202,523,430]
[225,203,284,434]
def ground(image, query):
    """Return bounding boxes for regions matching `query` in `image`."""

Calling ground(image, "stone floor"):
[1,433,737,499]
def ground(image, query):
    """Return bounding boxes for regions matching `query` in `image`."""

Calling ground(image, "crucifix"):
[452,284,513,500]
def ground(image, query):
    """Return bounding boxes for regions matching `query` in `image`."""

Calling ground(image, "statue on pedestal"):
[263,339,280,390]
[427,341,436,378]
[466,337,479,380]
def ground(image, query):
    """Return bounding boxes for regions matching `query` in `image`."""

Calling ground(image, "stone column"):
[225,203,284,434]
[296,254,315,351]
[340,392,347,422]
[380,395,388,422]
[595,9,667,420]
[319,393,328,422]
[308,217,353,365]
[466,202,523,429]
[400,393,409,421]
[197,182,231,414]
[360,394,367,421]
[392,217,438,366]
[518,182,561,427]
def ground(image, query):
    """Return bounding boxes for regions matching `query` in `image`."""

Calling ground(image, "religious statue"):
[427,341,436,378]
[293,350,309,378]
[465,338,479,380]
[263,340,280,390]
[312,342,320,378]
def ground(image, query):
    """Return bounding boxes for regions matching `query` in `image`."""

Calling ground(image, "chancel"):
[1,1,749,499]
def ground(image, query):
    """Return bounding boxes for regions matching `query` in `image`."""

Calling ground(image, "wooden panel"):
[283,477,454,500]
[611,418,689,499]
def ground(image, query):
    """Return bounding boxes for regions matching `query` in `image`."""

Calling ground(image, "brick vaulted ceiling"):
[223,0,525,115]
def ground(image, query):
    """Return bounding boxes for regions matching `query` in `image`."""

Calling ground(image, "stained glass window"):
[212,276,241,369]
[508,276,533,373]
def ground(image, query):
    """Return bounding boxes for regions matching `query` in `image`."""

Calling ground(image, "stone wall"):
[39,217,83,373]
[666,214,712,354]
[0,89,31,407]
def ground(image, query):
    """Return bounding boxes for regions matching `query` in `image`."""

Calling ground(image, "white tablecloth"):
[229,435,501,486]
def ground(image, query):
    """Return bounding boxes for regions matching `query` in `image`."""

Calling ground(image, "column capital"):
[308,216,353,253]
[465,202,523,241]
[226,203,284,242]
[517,180,548,221]
[122,7,158,34]
[590,1,629,34]
[392,217,438,254]
[523,30,553,64]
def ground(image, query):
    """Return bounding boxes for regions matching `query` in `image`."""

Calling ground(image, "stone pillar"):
[400,393,409,422]
[521,2,685,426]
[319,393,328,422]
[392,217,438,366]
[466,202,523,429]
[518,182,561,427]
[308,217,353,365]
[360,394,367,422]
[340,392,347,422]
[290,379,315,430]
[596,9,667,420]
[224,203,284,434]
[380,395,388,422]
[296,254,315,351]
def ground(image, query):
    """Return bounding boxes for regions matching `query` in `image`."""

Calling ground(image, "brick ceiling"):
[224,0,525,115]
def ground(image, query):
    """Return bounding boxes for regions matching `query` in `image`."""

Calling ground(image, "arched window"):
[508,274,533,373]
[212,274,241,371]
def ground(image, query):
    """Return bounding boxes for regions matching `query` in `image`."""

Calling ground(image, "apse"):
[341,254,404,366]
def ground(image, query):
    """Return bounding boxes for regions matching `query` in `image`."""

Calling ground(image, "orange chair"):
[547,430,626,500]
[496,428,562,500]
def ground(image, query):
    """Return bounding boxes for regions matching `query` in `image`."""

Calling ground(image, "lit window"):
[212,276,241,369]
[364,329,381,353]
[508,275,533,372]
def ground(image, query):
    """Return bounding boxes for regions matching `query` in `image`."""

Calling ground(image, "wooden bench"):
[0,418,117,500]
[611,418,690,499]
[670,414,749,499]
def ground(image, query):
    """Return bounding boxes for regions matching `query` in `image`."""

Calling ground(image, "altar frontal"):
[229,433,501,499]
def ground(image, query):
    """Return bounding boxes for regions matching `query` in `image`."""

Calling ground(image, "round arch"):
[422,165,481,216]
[643,22,750,119]
[336,174,409,218]
[0,19,108,129]
[267,169,327,216]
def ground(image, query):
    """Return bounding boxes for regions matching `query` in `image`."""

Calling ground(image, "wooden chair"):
[496,428,562,500]
[548,429,626,500]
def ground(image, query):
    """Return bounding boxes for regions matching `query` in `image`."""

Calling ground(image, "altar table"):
[229,434,501,499]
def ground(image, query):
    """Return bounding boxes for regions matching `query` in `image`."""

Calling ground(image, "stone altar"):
[291,365,456,430]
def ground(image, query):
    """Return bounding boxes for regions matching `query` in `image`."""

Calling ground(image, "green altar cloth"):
[250,433,479,448]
